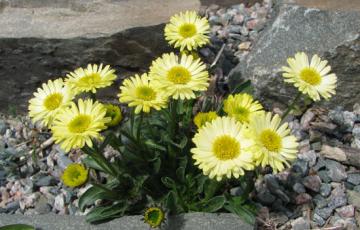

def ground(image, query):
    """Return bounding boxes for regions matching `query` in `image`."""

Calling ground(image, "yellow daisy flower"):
[248,112,299,173]
[165,10,210,51]
[61,163,88,187]
[118,73,168,114]
[223,93,263,123]
[282,52,337,101]
[51,99,111,152]
[193,111,218,129]
[66,64,117,94]
[149,53,209,100]
[28,78,74,127]
[104,104,122,127]
[191,117,255,181]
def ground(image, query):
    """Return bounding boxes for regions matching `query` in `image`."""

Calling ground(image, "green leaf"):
[230,80,251,94]
[199,195,226,212]
[196,175,208,194]
[176,167,186,182]
[164,191,182,213]
[145,140,167,152]
[224,201,256,225]
[161,177,176,189]
[86,202,128,223]
[152,157,161,173]
[78,184,119,211]
[204,179,221,200]
[82,156,104,172]
[0,224,35,230]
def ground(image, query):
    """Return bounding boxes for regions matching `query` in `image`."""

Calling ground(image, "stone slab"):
[0,0,200,39]
[0,213,254,230]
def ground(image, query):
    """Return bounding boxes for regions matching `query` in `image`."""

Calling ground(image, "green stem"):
[281,91,302,120]
[136,112,144,142]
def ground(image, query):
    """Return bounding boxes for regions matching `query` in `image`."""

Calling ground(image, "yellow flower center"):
[259,129,282,152]
[69,168,81,181]
[68,115,91,133]
[167,66,191,84]
[136,86,157,101]
[212,135,240,160]
[179,23,197,38]
[300,68,322,86]
[77,73,102,87]
[43,93,63,111]
[234,107,250,122]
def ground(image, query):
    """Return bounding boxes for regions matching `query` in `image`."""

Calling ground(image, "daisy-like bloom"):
[191,117,255,181]
[118,73,168,114]
[223,93,263,123]
[165,10,210,51]
[282,52,337,101]
[66,64,117,94]
[193,111,218,129]
[28,78,74,127]
[149,53,209,100]
[143,207,165,228]
[61,163,88,187]
[248,112,299,173]
[104,104,122,127]
[51,99,111,152]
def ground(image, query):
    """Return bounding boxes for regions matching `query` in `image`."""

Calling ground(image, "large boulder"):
[0,0,200,113]
[228,0,360,109]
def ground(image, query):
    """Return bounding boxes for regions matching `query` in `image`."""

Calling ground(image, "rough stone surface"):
[0,0,200,39]
[0,0,202,113]
[228,0,360,109]
[0,213,253,230]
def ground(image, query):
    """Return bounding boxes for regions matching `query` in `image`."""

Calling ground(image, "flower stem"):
[281,92,302,120]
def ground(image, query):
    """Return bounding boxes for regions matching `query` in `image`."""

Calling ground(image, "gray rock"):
[5,201,20,214]
[0,120,7,135]
[35,176,57,187]
[302,175,321,192]
[352,123,360,139]
[298,150,317,167]
[336,205,355,218]
[353,185,360,193]
[0,212,253,230]
[347,190,360,209]
[257,189,276,205]
[313,194,328,209]
[291,217,310,230]
[347,173,360,185]
[55,151,73,170]
[292,159,309,177]
[228,25,242,33]
[264,174,290,202]
[328,186,347,209]
[292,183,306,193]
[209,15,222,25]
[34,195,51,214]
[313,157,326,171]
[310,142,322,152]
[325,159,347,182]
[329,109,356,132]
[319,183,331,197]
[313,213,326,227]
[295,193,312,205]
[315,207,333,220]
[228,0,360,110]
[230,186,243,196]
